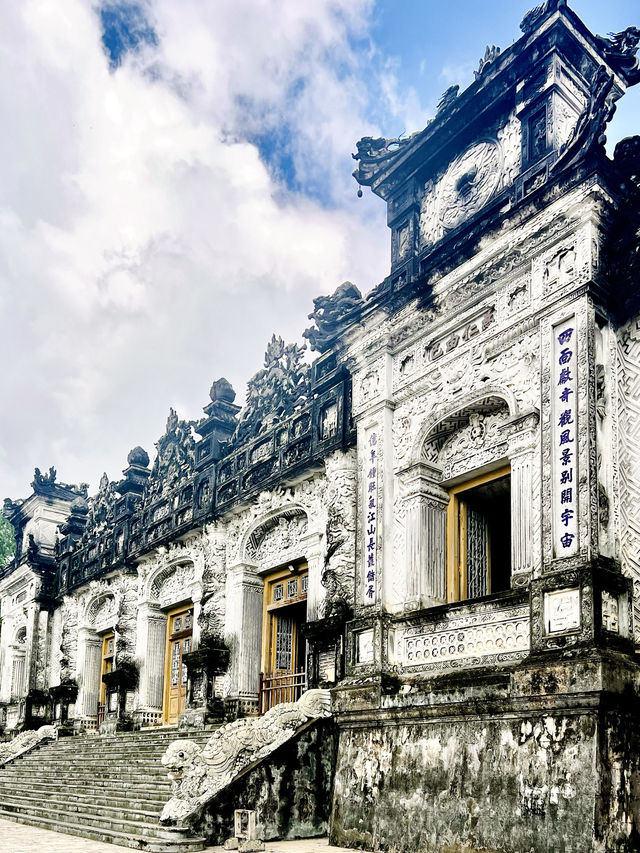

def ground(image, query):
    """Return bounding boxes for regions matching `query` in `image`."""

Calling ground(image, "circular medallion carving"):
[438,141,502,230]
[420,140,503,245]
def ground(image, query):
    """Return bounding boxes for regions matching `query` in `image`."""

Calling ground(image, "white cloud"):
[0,0,391,499]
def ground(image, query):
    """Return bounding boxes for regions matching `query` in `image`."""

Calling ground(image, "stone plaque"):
[602,591,620,634]
[544,588,580,634]
[356,628,374,664]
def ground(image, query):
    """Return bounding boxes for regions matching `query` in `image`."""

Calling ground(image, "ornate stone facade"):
[1,5,640,853]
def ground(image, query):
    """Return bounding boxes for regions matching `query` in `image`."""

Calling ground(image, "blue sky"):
[0,0,638,500]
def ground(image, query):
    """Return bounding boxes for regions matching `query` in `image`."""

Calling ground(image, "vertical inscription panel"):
[363,429,379,605]
[552,318,578,557]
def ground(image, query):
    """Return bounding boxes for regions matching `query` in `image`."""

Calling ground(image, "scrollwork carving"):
[159,689,332,826]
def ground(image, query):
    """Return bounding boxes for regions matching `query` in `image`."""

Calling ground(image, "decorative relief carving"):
[0,725,57,767]
[86,593,116,632]
[322,451,357,617]
[420,140,503,248]
[199,524,227,640]
[425,307,496,363]
[151,562,195,609]
[356,369,381,408]
[498,114,523,187]
[437,411,508,465]
[541,242,577,294]
[112,573,138,662]
[486,332,540,411]
[227,476,327,568]
[618,318,640,640]
[59,597,78,682]
[400,602,529,673]
[159,689,332,825]
[245,512,309,566]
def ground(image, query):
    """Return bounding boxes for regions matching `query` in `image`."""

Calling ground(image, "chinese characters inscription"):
[364,431,378,604]
[553,320,578,557]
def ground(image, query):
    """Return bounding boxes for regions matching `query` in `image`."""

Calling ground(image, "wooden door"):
[163,606,193,724]
[260,567,308,712]
[98,633,114,725]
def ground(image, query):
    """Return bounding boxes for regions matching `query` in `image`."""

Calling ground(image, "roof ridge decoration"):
[594,27,640,84]
[81,472,119,542]
[145,408,197,499]
[303,281,364,353]
[520,0,566,35]
[231,334,311,447]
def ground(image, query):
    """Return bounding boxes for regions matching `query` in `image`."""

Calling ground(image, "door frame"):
[261,564,308,676]
[446,464,511,602]
[162,602,194,724]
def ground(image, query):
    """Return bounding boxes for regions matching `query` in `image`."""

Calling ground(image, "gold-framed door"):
[446,465,511,602]
[163,605,193,725]
[99,633,115,706]
[260,565,308,712]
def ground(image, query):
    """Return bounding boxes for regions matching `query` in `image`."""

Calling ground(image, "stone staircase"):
[0,727,215,851]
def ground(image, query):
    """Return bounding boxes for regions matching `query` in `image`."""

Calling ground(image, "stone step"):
[0,769,173,786]
[0,809,205,852]
[34,732,213,750]
[0,786,168,812]
[13,761,172,774]
[0,790,161,823]
[0,779,169,799]
[15,752,189,766]
[0,798,190,841]
[0,726,212,850]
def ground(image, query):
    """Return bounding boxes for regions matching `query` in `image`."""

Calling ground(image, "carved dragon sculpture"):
[0,725,57,767]
[303,281,364,353]
[159,689,332,826]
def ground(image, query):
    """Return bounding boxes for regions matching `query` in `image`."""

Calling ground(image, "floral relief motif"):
[59,597,78,682]
[618,318,640,640]
[227,475,327,568]
[246,513,309,567]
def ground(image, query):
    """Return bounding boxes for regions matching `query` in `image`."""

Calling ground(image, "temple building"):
[1,2,640,851]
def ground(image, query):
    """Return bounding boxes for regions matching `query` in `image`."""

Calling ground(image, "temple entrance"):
[163,605,193,725]
[97,632,114,727]
[259,564,308,714]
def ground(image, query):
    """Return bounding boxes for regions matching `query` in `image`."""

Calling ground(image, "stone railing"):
[0,724,57,767]
[159,689,332,826]
[397,591,530,675]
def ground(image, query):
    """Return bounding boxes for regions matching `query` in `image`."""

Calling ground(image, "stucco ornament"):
[159,689,332,825]
[0,725,57,766]
[421,140,503,247]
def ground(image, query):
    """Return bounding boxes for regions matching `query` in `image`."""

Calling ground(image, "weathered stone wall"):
[195,720,337,844]
[330,703,640,853]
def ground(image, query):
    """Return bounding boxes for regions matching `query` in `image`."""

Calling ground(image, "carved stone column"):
[301,531,325,622]
[76,628,101,719]
[190,581,203,648]
[34,608,50,691]
[224,562,262,714]
[136,604,167,710]
[399,462,448,610]
[502,410,540,585]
